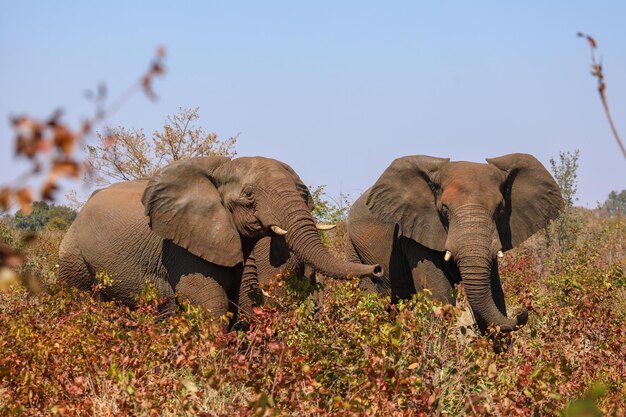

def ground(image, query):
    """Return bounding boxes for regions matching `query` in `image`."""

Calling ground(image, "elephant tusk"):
[444,250,452,262]
[497,250,504,259]
[270,225,288,236]
[316,223,336,231]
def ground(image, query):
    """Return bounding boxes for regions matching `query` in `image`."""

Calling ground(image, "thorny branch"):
[577,32,626,159]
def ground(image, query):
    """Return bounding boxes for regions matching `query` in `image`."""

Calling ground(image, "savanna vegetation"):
[0,139,624,415]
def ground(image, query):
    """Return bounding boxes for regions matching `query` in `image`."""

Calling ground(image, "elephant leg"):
[345,239,361,264]
[347,221,395,295]
[401,238,456,305]
[133,274,179,320]
[174,273,229,322]
[156,297,178,320]
[58,225,94,291]
[237,254,263,318]
[409,259,454,304]
[345,240,378,294]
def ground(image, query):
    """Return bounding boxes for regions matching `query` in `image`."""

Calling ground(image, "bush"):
[546,150,583,251]
[12,201,76,232]
[2,161,625,416]
[598,190,626,218]
[310,185,352,259]
[1,212,624,416]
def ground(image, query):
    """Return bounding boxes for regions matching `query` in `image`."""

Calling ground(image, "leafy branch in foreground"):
[0,47,167,290]
[0,47,167,215]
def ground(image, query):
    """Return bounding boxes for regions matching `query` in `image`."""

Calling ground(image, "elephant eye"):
[441,204,449,219]
[495,202,505,216]
[241,185,255,201]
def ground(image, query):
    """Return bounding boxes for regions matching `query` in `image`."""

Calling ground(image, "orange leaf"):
[104,134,117,148]
[52,159,80,178]
[81,120,93,135]
[267,342,282,352]
[0,188,12,210]
[41,179,59,201]
[0,243,25,268]
[16,188,33,214]
[53,125,76,156]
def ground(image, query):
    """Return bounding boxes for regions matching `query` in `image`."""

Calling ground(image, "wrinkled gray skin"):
[59,156,382,323]
[347,153,563,333]
[239,235,317,314]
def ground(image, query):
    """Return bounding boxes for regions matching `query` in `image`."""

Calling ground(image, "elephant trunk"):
[458,258,524,333]
[278,194,383,279]
[451,205,527,333]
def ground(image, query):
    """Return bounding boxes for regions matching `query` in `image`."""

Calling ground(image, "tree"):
[12,201,77,232]
[599,190,626,217]
[309,185,351,224]
[546,150,582,249]
[549,150,579,208]
[308,185,353,256]
[86,107,238,184]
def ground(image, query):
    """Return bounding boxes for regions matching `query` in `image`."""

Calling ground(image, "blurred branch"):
[0,47,167,215]
[0,46,166,283]
[577,32,625,159]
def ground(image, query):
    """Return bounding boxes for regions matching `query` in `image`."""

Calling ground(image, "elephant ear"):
[366,155,450,251]
[278,161,315,211]
[487,153,564,250]
[141,156,244,267]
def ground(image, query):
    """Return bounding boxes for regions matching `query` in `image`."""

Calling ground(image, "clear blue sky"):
[1,1,625,208]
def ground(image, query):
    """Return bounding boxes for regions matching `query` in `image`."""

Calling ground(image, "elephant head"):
[366,153,562,332]
[141,156,383,280]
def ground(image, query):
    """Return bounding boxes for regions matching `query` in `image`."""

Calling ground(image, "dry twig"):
[577,32,625,159]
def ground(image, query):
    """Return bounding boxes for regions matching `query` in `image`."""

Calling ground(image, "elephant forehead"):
[231,160,291,181]
[440,163,505,205]
[442,162,504,188]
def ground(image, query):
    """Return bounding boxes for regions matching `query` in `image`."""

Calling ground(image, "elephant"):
[58,156,383,323]
[238,235,312,314]
[346,153,563,333]
[238,224,336,314]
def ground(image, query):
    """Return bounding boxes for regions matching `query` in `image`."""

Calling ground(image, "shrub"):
[546,150,584,251]
[0,202,624,416]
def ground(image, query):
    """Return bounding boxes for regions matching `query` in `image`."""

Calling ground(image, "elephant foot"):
[156,297,179,321]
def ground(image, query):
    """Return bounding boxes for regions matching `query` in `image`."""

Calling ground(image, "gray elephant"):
[346,153,562,333]
[238,225,335,314]
[59,156,382,322]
